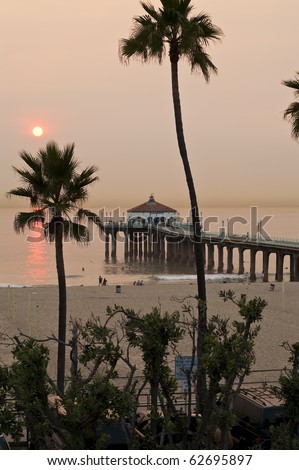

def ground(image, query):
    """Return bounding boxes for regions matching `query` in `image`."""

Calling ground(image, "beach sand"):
[1,280,299,385]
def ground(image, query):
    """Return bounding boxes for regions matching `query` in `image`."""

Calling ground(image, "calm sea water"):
[1,206,298,287]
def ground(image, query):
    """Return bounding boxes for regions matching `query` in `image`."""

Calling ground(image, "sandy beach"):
[1,280,299,386]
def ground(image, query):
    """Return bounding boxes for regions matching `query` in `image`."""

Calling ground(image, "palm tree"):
[7,141,102,395]
[283,72,299,140]
[119,0,222,411]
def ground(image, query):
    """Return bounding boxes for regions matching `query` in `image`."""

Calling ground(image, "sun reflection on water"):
[26,223,51,284]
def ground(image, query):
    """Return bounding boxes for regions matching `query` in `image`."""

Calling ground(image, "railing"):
[107,368,286,412]
[5,367,286,448]
[159,225,299,248]
[103,221,299,251]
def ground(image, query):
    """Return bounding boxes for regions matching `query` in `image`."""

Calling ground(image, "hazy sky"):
[1,0,299,210]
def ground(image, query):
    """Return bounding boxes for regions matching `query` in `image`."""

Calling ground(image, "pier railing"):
[103,221,299,249]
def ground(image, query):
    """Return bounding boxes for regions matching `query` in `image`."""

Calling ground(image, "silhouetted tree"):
[119,0,222,411]
[7,141,102,395]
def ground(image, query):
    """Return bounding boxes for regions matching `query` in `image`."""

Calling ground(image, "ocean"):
[1,206,298,288]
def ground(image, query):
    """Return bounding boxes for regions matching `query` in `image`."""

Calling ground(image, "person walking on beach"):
[98,275,103,286]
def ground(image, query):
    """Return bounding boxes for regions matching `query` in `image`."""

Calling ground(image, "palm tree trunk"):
[170,59,207,413]
[55,222,67,396]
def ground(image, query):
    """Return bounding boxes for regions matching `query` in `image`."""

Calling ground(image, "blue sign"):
[175,356,198,380]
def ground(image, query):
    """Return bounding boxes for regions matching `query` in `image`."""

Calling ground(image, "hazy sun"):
[32,126,43,137]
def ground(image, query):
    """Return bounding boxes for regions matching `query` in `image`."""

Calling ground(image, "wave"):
[0,283,33,288]
[154,273,261,283]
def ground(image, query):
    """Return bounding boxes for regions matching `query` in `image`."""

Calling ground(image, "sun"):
[32,126,43,137]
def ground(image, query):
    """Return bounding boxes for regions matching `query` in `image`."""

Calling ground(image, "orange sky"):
[1,0,299,210]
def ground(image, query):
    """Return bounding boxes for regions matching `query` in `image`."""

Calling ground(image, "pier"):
[102,221,299,282]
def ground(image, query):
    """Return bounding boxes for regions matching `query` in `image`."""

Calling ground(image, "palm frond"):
[45,215,100,244]
[282,73,299,140]
[284,101,299,140]
[74,166,99,188]
[65,221,89,245]
[120,0,221,71]
[64,166,99,204]
[60,143,78,178]
[13,210,45,234]
[189,13,223,44]
[39,141,78,187]
[159,0,192,31]
[9,140,99,239]
[140,1,160,21]
[19,151,41,172]
[188,46,218,80]
[119,3,165,64]
[45,201,75,217]
[161,0,191,12]
[77,209,104,231]
[120,19,164,64]
[38,141,61,177]
[7,186,43,208]
[7,186,35,200]
[11,167,47,194]
[282,73,299,97]
[119,37,148,61]
[65,186,89,204]
[176,0,193,16]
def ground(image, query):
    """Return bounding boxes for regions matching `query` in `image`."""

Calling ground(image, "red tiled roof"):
[127,195,176,213]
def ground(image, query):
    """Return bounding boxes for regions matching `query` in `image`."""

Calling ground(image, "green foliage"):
[0,366,23,440]
[202,291,265,392]
[60,377,134,450]
[0,292,272,450]
[109,305,184,442]
[3,339,54,449]
[198,291,266,449]
[124,307,183,382]
[271,342,299,445]
[269,423,299,450]
[71,315,122,375]
[0,315,135,450]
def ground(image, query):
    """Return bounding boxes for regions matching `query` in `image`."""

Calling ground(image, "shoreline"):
[1,281,298,384]
[0,272,273,289]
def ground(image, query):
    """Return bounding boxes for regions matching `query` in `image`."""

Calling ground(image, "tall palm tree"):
[283,72,299,140]
[119,0,222,411]
[7,141,102,395]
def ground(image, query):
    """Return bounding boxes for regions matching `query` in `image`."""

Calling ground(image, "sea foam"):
[155,273,249,283]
